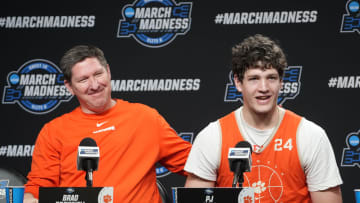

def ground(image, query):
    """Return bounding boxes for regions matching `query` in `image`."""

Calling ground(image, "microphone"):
[77,137,100,187]
[228,141,252,188]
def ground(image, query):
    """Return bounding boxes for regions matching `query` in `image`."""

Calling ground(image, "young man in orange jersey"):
[184,34,343,202]
[23,45,192,203]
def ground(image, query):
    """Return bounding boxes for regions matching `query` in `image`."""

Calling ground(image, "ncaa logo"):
[117,0,193,48]
[2,59,73,114]
[66,188,75,194]
[340,0,360,34]
[341,129,360,167]
[156,132,193,178]
[224,66,302,105]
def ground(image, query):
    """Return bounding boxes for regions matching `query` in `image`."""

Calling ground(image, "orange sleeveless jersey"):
[216,110,311,202]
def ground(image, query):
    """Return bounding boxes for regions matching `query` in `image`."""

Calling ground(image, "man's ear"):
[106,65,111,80]
[234,74,242,92]
[64,80,74,95]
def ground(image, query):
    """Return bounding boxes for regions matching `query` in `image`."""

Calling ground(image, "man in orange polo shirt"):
[24,45,191,203]
[184,34,343,202]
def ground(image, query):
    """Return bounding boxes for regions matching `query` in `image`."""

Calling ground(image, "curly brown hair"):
[232,34,287,82]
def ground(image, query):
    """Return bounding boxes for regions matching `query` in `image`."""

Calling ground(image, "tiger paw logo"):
[340,0,360,34]
[2,59,73,114]
[117,0,193,48]
[224,66,302,105]
[156,132,193,177]
[243,164,284,202]
[99,187,113,203]
[341,129,360,167]
[238,187,255,203]
[252,181,267,195]
[103,194,112,203]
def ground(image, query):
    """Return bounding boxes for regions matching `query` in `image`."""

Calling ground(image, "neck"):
[81,99,117,114]
[241,106,279,130]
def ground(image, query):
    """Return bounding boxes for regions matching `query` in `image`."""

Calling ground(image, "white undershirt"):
[239,107,276,152]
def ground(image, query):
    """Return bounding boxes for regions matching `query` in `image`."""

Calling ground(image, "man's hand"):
[23,192,38,203]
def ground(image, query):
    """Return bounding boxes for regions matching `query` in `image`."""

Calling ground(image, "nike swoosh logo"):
[96,121,108,127]
[93,126,115,134]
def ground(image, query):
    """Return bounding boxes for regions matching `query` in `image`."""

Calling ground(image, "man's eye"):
[95,72,104,77]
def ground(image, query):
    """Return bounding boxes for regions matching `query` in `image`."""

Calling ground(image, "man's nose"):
[89,77,99,89]
[258,79,269,91]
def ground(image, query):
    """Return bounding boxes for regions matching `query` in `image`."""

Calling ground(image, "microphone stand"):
[238,172,244,188]
[232,161,245,188]
[85,170,93,187]
[232,171,245,188]
[85,159,93,187]
[232,174,239,188]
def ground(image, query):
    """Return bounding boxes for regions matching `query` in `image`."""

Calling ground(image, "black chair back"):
[156,179,171,203]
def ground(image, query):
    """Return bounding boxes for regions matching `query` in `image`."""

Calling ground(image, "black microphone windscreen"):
[79,137,97,147]
[77,137,99,171]
[235,141,252,154]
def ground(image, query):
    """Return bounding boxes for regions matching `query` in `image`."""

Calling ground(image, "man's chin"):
[253,106,275,115]
[86,101,108,112]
